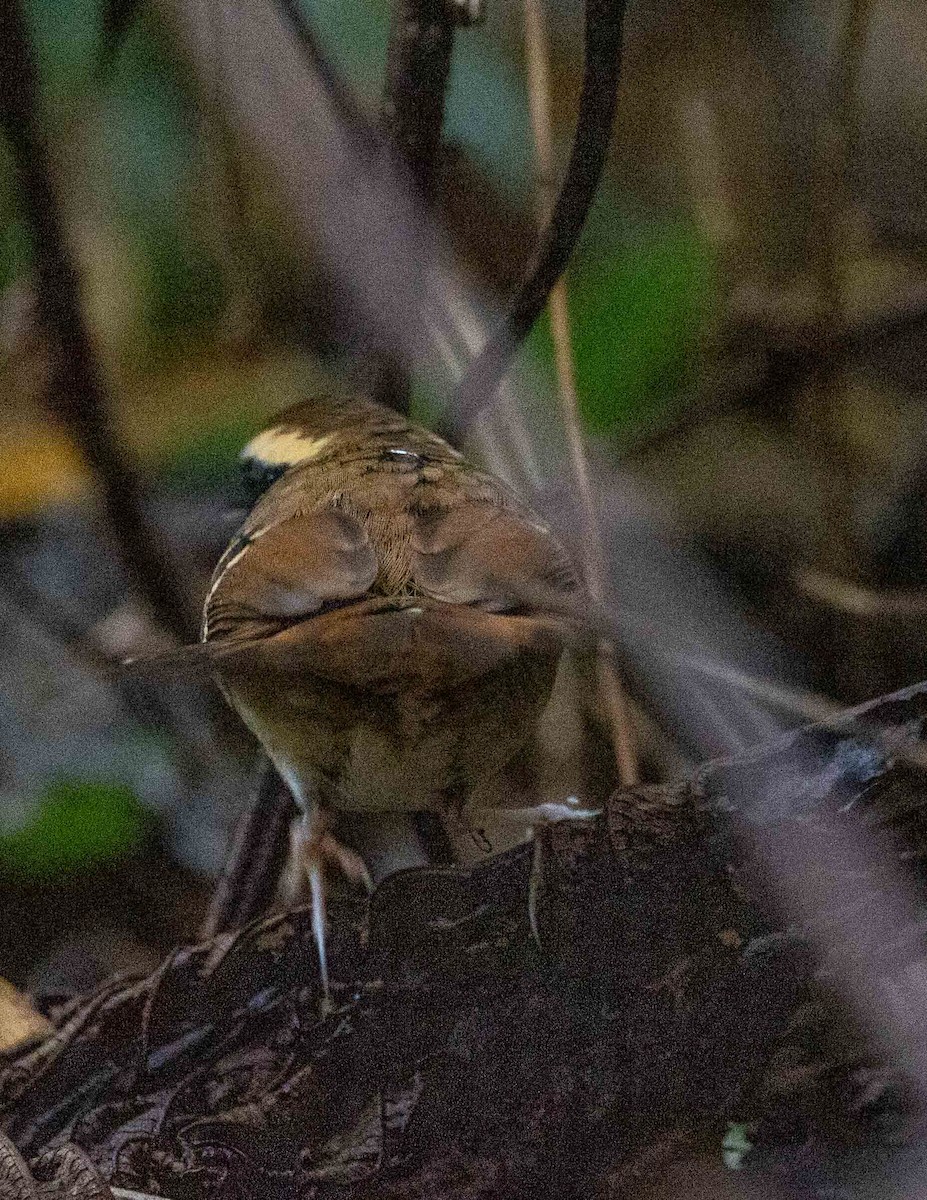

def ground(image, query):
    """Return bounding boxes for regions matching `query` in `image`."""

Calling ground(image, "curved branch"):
[448,0,629,438]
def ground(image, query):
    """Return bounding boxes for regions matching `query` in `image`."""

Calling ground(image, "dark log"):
[6,682,927,1196]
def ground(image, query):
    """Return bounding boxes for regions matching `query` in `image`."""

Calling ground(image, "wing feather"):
[410,506,578,611]
[204,506,377,640]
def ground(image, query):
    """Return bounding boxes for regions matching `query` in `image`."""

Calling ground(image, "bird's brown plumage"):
[198,395,580,822]
[128,393,586,996]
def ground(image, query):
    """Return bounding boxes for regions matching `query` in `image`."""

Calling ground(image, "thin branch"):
[201,756,297,939]
[0,573,124,680]
[449,0,629,438]
[520,0,638,785]
[0,571,226,786]
[0,0,195,644]
[796,567,927,619]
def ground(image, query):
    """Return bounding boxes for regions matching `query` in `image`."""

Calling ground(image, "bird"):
[140,392,588,1001]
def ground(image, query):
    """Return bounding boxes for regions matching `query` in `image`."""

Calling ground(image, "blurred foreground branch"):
[7,681,927,1195]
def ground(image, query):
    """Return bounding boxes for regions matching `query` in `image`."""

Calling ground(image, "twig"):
[201,756,297,939]
[520,0,638,785]
[804,0,872,572]
[796,567,927,619]
[618,350,768,460]
[0,573,124,680]
[275,0,376,151]
[450,0,629,438]
[0,570,225,787]
[675,90,736,263]
[0,0,194,644]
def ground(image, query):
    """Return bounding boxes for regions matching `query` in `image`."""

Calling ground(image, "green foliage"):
[526,217,716,436]
[0,778,149,879]
[159,415,262,491]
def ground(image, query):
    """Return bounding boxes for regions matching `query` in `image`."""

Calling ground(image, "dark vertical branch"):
[0,0,194,643]
[371,0,464,414]
[449,0,628,439]
[381,0,460,205]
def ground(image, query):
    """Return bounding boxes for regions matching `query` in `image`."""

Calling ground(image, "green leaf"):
[0,779,149,879]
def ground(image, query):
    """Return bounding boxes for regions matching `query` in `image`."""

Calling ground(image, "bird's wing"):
[204,505,377,640]
[410,505,578,612]
[125,506,582,686]
[123,506,376,678]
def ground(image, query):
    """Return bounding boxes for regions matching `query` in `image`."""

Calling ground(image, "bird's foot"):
[292,812,373,1014]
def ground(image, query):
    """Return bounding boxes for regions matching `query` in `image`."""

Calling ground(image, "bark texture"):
[5,683,927,1197]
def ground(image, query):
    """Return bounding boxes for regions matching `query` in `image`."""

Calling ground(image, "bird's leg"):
[292,807,373,1010]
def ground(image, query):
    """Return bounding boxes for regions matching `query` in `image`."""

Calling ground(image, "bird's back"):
[203,410,578,814]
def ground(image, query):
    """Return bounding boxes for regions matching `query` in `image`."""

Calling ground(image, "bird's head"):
[239,394,411,502]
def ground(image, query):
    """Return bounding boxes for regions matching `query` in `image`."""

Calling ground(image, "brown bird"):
[144,393,587,997]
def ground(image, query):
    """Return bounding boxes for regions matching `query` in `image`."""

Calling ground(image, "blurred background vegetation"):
[3,0,927,997]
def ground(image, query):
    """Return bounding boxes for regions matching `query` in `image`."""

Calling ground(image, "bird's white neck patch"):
[242,427,334,469]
